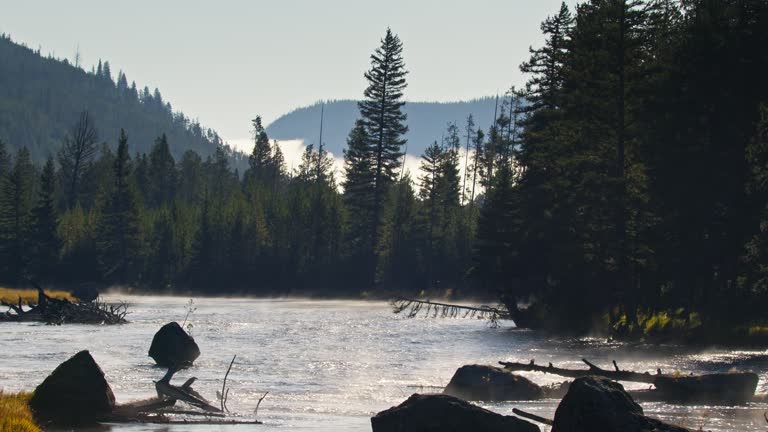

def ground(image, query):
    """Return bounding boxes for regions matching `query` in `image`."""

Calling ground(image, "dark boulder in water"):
[30,350,116,425]
[653,372,758,404]
[443,364,544,401]
[552,376,690,432]
[148,322,201,368]
[371,393,540,432]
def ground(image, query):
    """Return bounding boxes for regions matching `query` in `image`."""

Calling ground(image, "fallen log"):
[499,358,658,384]
[155,368,222,413]
[513,408,554,426]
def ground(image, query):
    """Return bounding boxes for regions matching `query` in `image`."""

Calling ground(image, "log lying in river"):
[0,285,127,325]
[500,358,658,383]
[499,358,759,404]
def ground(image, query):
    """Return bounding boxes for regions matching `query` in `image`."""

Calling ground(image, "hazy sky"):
[3,0,570,149]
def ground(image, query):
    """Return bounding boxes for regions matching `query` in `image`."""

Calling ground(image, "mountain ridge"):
[266,98,501,157]
[0,34,245,168]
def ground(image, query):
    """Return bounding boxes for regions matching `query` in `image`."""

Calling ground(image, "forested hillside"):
[0,34,244,168]
[1,1,767,341]
[266,98,499,156]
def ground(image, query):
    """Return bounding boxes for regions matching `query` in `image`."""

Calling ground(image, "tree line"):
[1,1,768,336]
[475,0,768,333]
[0,26,508,297]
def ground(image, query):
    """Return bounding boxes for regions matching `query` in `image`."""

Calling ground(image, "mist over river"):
[2,295,768,431]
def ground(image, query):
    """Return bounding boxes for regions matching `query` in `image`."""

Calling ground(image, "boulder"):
[371,393,540,432]
[653,372,758,404]
[148,321,201,368]
[443,364,544,401]
[29,350,115,425]
[551,376,690,432]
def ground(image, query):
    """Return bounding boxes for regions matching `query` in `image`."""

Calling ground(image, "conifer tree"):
[248,116,272,178]
[343,120,375,265]
[29,157,60,282]
[0,147,35,284]
[97,129,141,282]
[148,134,177,207]
[355,28,409,283]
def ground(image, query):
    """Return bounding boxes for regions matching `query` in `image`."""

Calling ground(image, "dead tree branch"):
[499,358,658,384]
[391,297,510,326]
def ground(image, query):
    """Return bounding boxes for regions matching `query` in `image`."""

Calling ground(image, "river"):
[1,295,767,431]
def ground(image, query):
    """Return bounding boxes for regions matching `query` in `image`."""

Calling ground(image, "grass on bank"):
[0,287,76,305]
[0,391,40,432]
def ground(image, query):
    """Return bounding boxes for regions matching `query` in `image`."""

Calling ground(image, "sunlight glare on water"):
[1,295,768,431]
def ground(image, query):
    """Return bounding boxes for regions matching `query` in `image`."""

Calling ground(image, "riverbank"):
[0,287,75,305]
[0,391,39,432]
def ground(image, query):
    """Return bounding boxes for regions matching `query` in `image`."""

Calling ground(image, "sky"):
[2,0,571,154]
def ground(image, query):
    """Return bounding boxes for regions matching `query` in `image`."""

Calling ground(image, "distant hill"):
[0,34,244,168]
[266,98,500,157]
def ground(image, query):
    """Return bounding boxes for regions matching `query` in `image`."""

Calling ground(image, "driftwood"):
[0,285,127,325]
[155,368,222,413]
[391,297,510,326]
[512,408,554,426]
[500,358,759,404]
[500,358,658,384]
[108,365,262,425]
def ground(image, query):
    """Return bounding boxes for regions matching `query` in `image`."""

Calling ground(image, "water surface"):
[1,295,767,431]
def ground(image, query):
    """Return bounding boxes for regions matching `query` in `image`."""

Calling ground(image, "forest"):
[1,0,767,338]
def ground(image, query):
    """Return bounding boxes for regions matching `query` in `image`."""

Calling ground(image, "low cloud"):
[228,137,481,199]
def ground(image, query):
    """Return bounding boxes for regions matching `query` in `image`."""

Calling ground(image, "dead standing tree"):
[59,110,99,208]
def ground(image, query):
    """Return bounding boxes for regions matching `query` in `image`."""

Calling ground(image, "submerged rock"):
[371,393,540,432]
[148,322,201,368]
[30,350,116,425]
[552,376,690,432]
[443,364,544,401]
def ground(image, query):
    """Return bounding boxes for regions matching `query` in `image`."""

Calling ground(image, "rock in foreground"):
[148,322,201,368]
[371,393,540,432]
[30,350,116,425]
[443,364,544,401]
[552,376,690,432]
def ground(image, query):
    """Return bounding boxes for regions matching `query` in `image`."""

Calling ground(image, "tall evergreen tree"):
[29,157,60,282]
[343,119,375,273]
[148,134,177,207]
[97,129,141,283]
[0,147,35,284]
[355,28,409,284]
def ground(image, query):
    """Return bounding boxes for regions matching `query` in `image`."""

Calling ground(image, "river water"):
[1,295,768,431]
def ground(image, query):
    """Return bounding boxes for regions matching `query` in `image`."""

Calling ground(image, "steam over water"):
[1,295,768,431]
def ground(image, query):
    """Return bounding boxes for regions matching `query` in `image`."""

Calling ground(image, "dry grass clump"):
[0,391,40,432]
[0,287,76,305]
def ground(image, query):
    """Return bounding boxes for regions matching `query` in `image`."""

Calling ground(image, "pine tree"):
[29,157,60,282]
[520,2,574,112]
[355,28,409,284]
[248,116,273,180]
[148,134,177,207]
[0,147,35,284]
[97,129,141,282]
[0,139,10,177]
[343,120,375,266]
